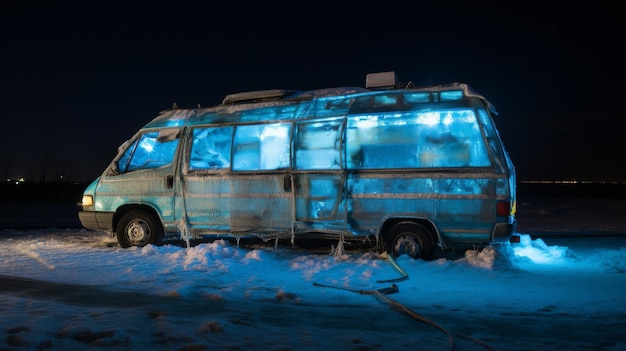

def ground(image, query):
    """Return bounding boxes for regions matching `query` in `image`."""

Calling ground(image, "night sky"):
[1,1,623,183]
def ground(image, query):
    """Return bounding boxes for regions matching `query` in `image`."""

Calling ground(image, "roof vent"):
[366,71,398,89]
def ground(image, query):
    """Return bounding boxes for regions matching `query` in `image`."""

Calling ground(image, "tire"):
[116,210,163,248]
[385,222,435,260]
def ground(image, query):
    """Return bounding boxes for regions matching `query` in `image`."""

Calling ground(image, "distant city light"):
[520,179,626,184]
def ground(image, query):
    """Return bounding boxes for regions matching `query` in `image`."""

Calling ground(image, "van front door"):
[100,129,182,235]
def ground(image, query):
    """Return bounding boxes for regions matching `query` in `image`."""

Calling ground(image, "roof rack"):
[222,89,300,105]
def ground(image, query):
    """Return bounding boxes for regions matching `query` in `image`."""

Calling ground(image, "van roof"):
[147,73,497,129]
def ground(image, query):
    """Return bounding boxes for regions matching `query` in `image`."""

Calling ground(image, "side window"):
[232,123,291,171]
[295,119,342,170]
[415,110,490,167]
[346,109,490,169]
[118,129,181,173]
[189,126,233,171]
[346,113,418,169]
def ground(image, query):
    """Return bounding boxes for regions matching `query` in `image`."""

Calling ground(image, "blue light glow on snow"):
[510,234,572,264]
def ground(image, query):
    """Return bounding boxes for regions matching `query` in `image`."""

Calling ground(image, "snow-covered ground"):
[1,196,625,351]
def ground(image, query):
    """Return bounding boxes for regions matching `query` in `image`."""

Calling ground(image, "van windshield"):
[118,130,181,172]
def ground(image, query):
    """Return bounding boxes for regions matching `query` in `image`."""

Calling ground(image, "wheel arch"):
[113,204,164,234]
[379,217,440,247]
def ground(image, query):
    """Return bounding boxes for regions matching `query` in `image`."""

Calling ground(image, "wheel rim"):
[125,219,151,246]
[393,234,423,258]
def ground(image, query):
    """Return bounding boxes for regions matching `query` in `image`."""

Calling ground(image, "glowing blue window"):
[233,123,291,171]
[404,92,430,103]
[374,95,398,106]
[118,129,180,172]
[295,119,342,170]
[189,127,233,170]
[346,109,490,169]
[440,90,463,101]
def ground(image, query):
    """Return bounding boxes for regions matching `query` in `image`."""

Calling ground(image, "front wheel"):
[385,222,435,260]
[116,210,163,248]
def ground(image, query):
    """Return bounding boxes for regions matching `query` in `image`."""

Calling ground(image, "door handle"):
[166,175,174,189]
[283,174,292,192]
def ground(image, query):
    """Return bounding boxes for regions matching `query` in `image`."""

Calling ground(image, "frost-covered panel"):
[232,123,291,171]
[189,127,233,170]
[347,176,435,229]
[239,103,298,122]
[346,109,491,169]
[295,176,343,220]
[118,129,180,173]
[435,178,493,195]
[183,177,231,230]
[308,96,353,118]
[230,175,294,232]
[350,93,406,114]
[295,119,343,170]
[144,110,195,129]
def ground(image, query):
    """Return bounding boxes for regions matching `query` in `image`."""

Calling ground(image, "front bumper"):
[78,211,114,231]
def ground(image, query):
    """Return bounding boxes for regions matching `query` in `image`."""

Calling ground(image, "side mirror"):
[108,160,120,175]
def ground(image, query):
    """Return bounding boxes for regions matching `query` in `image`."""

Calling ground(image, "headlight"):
[82,195,94,206]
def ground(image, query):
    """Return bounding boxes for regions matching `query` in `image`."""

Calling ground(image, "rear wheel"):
[116,210,163,248]
[385,222,435,260]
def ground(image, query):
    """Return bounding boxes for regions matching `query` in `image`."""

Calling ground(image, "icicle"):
[330,236,346,256]
[275,237,279,251]
[178,187,191,249]
[236,237,240,248]
[290,175,296,251]
[177,218,191,249]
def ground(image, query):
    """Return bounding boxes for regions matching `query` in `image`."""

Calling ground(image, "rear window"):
[346,109,491,169]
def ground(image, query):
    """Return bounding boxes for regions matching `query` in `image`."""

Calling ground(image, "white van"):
[79,72,517,260]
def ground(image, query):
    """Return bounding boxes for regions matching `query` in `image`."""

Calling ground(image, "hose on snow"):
[372,289,455,349]
[312,253,497,351]
[376,251,409,283]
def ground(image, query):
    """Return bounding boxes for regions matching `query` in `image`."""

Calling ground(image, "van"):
[78,72,517,260]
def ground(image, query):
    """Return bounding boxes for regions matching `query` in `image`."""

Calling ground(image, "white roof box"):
[366,71,398,89]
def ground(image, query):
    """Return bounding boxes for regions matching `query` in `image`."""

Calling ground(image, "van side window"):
[189,127,233,170]
[232,123,291,171]
[295,119,342,170]
[118,129,181,173]
[346,109,491,169]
